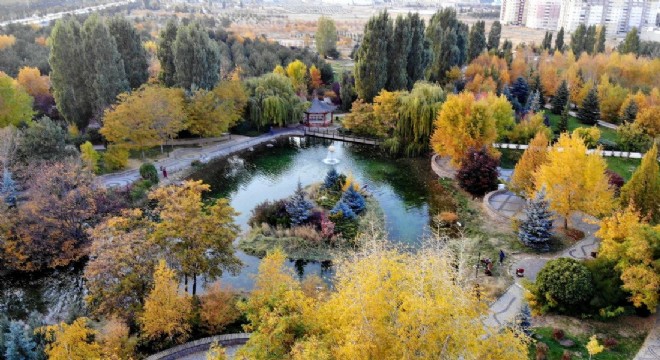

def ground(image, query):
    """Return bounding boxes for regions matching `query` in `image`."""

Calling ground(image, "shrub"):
[199,282,240,334]
[330,201,356,220]
[323,168,342,191]
[536,342,549,360]
[606,170,624,194]
[533,258,594,313]
[604,337,618,348]
[518,190,553,251]
[249,199,290,227]
[320,214,335,239]
[552,328,565,340]
[139,163,159,184]
[572,127,601,148]
[285,182,315,226]
[341,186,366,214]
[456,147,499,196]
[129,179,153,203]
[103,146,129,171]
[508,113,553,144]
[617,123,653,152]
[585,258,627,315]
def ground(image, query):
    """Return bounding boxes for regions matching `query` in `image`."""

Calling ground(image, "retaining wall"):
[145,333,251,360]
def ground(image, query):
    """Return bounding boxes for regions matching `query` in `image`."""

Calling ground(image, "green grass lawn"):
[498,148,639,181]
[546,113,619,143]
[528,327,644,360]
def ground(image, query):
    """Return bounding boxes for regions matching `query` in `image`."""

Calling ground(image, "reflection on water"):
[0,137,455,320]
[189,137,455,291]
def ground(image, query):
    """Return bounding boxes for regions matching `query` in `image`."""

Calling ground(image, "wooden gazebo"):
[304,98,336,127]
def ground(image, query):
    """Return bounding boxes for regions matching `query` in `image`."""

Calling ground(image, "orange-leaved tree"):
[510,131,549,197]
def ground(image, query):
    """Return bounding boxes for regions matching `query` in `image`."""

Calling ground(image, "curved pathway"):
[98,128,304,188]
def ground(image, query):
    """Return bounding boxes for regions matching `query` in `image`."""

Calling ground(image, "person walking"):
[499,249,505,265]
[162,166,168,178]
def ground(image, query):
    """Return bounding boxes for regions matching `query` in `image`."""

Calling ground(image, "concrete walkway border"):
[145,333,251,360]
[482,188,513,221]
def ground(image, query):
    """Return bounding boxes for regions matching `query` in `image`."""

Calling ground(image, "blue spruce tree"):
[0,169,17,207]
[341,186,366,214]
[330,200,356,220]
[323,168,340,190]
[285,181,314,226]
[4,321,38,360]
[518,190,553,251]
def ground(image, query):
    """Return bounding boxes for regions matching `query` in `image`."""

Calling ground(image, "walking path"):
[98,128,304,188]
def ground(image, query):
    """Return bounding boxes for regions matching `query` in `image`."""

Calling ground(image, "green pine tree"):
[49,18,92,128]
[555,27,565,52]
[355,11,392,102]
[577,86,600,125]
[621,100,638,123]
[619,27,640,55]
[82,14,129,115]
[558,103,570,133]
[487,20,501,51]
[595,25,606,53]
[620,143,660,224]
[502,39,513,65]
[173,21,220,90]
[108,16,149,89]
[467,20,486,62]
[406,13,427,90]
[157,19,178,87]
[387,15,412,91]
[551,80,569,114]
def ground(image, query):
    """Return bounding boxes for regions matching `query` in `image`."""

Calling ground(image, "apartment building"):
[557,0,650,35]
[526,0,561,29]
[500,0,527,25]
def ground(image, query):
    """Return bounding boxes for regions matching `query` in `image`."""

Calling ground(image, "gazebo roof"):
[305,98,336,114]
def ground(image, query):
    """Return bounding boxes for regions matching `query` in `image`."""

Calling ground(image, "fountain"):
[322,145,340,165]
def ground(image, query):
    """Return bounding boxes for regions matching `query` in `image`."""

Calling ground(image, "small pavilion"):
[304,98,336,127]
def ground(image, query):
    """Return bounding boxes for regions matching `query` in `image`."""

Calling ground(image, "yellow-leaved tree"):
[586,335,604,359]
[98,317,136,360]
[431,92,499,167]
[80,141,100,173]
[619,143,660,224]
[273,65,286,76]
[100,85,186,156]
[510,131,549,197]
[149,180,240,296]
[597,205,660,311]
[286,60,308,95]
[186,78,247,137]
[140,259,192,345]
[40,318,102,360]
[534,133,614,228]
[16,66,50,98]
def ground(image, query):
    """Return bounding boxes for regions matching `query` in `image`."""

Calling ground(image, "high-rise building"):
[557,0,651,35]
[526,0,561,29]
[500,0,527,25]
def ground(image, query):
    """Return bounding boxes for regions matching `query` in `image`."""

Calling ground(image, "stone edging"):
[145,333,251,360]
[482,188,511,221]
[430,154,457,178]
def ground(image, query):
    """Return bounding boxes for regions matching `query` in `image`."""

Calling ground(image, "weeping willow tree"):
[245,73,307,130]
[385,82,445,156]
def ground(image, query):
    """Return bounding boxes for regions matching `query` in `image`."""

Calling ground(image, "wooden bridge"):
[303,127,381,146]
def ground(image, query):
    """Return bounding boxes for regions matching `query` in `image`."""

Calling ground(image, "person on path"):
[162,167,168,178]
[499,250,505,265]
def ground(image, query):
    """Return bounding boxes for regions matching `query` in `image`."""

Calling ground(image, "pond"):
[0,136,454,321]
[188,136,454,290]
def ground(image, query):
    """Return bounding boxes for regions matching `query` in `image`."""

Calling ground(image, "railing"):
[303,127,382,146]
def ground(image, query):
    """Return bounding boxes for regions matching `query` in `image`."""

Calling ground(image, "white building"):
[526,0,561,29]
[557,0,651,35]
[500,0,527,25]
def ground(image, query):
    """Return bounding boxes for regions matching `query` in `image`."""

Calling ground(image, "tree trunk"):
[192,274,197,297]
[564,217,568,230]
[184,274,188,294]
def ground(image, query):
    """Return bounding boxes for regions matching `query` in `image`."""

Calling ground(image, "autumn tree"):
[431,92,498,167]
[186,78,247,137]
[237,249,316,359]
[85,209,158,323]
[0,161,97,271]
[510,132,549,197]
[620,143,660,224]
[309,65,322,89]
[286,60,308,95]
[16,67,50,98]
[101,85,187,155]
[597,75,628,123]
[80,141,100,174]
[534,133,613,228]
[40,318,101,360]
[140,260,192,345]
[199,282,241,333]
[315,17,338,58]
[98,317,136,360]
[150,180,241,295]
[0,34,16,50]
[597,205,660,311]
[635,106,660,138]
[456,147,499,196]
[0,73,34,127]
[508,112,552,145]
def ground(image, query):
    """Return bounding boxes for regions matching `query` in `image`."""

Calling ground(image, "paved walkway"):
[636,312,660,359]
[98,128,304,188]
[488,190,525,219]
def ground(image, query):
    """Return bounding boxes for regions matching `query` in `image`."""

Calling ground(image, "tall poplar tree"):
[467,21,486,62]
[425,9,465,83]
[355,11,392,102]
[387,15,412,91]
[173,21,220,90]
[108,16,149,89]
[620,143,660,224]
[571,24,587,55]
[49,18,91,128]
[82,14,129,115]
[315,16,338,58]
[619,27,640,55]
[487,20,501,51]
[555,27,565,52]
[406,13,427,90]
[595,25,606,53]
[157,19,178,87]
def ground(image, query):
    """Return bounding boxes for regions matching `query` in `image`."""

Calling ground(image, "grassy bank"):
[528,327,645,360]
